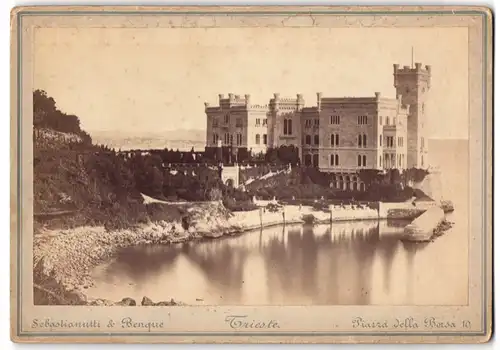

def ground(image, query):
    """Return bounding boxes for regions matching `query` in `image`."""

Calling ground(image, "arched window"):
[335,134,339,146]
[314,134,319,145]
[255,134,260,145]
[304,154,312,166]
[263,134,267,145]
[335,154,339,166]
[386,116,390,125]
[358,134,362,147]
[363,155,367,167]
[330,134,335,146]
[313,154,319,167]
[363,134,367,147]
[305,135,311,145]
[330,154,334,166]
[358,155,362,166]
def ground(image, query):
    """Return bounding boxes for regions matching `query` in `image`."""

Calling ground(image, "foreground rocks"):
[403,206,446,242]
[87,296,185,306]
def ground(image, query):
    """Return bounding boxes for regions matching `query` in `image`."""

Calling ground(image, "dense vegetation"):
[33,90,253,231]
[244,167,430,203]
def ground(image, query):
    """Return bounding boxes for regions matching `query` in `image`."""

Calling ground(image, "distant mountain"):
[89,129,206,151]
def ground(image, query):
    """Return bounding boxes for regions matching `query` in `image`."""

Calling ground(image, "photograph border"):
[10,6,493,343]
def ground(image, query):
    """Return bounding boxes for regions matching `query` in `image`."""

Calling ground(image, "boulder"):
[115,297,136,306]
[141,296,154,306]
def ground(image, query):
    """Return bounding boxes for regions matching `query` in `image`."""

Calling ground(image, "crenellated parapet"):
[393,62,432,88]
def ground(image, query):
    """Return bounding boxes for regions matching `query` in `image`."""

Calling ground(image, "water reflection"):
[90,219,447,305]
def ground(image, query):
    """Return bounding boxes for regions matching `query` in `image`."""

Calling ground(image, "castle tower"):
[393,62,431,168]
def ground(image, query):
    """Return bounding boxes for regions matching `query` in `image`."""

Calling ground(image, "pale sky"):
[34,27,469,139]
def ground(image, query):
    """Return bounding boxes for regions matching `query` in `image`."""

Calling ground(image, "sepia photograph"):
[11,6,492,344]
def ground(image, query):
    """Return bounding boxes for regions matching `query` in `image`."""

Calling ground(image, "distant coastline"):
[88,131,467,155]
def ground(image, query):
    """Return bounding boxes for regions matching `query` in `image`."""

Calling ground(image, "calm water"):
[88,140,469,305]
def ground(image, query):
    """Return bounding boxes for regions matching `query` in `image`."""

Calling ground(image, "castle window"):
[358,134,362,147]
[304,154,312,166]
[255,118,261,126]
[263,118,268,126]
[357,116,368,125]
[330,154,335,166]
[358,155,362,167]
[263,134,267,145]
[255,134,260,145]
[314,119,319,126]
[284,118,293,135]
[386,136,394,148]
[335,154,339,166]
[213,133,219,145]
[224,114,230,124]
[224,133,230,145]
[330,134,335,146]
[313,154,319,167]
[236,133,242,146]
[363,134,367,147]
[230,134,233,145]
[305,135,311,145]
[305,119,311,128]
[363,155,367,167]
[330,115,340,124]
[314,134,319,145]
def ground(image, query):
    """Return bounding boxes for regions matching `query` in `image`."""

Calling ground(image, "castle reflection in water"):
[92,219,433,305]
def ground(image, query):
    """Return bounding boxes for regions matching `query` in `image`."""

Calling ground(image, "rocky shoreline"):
[33,200,453,306]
